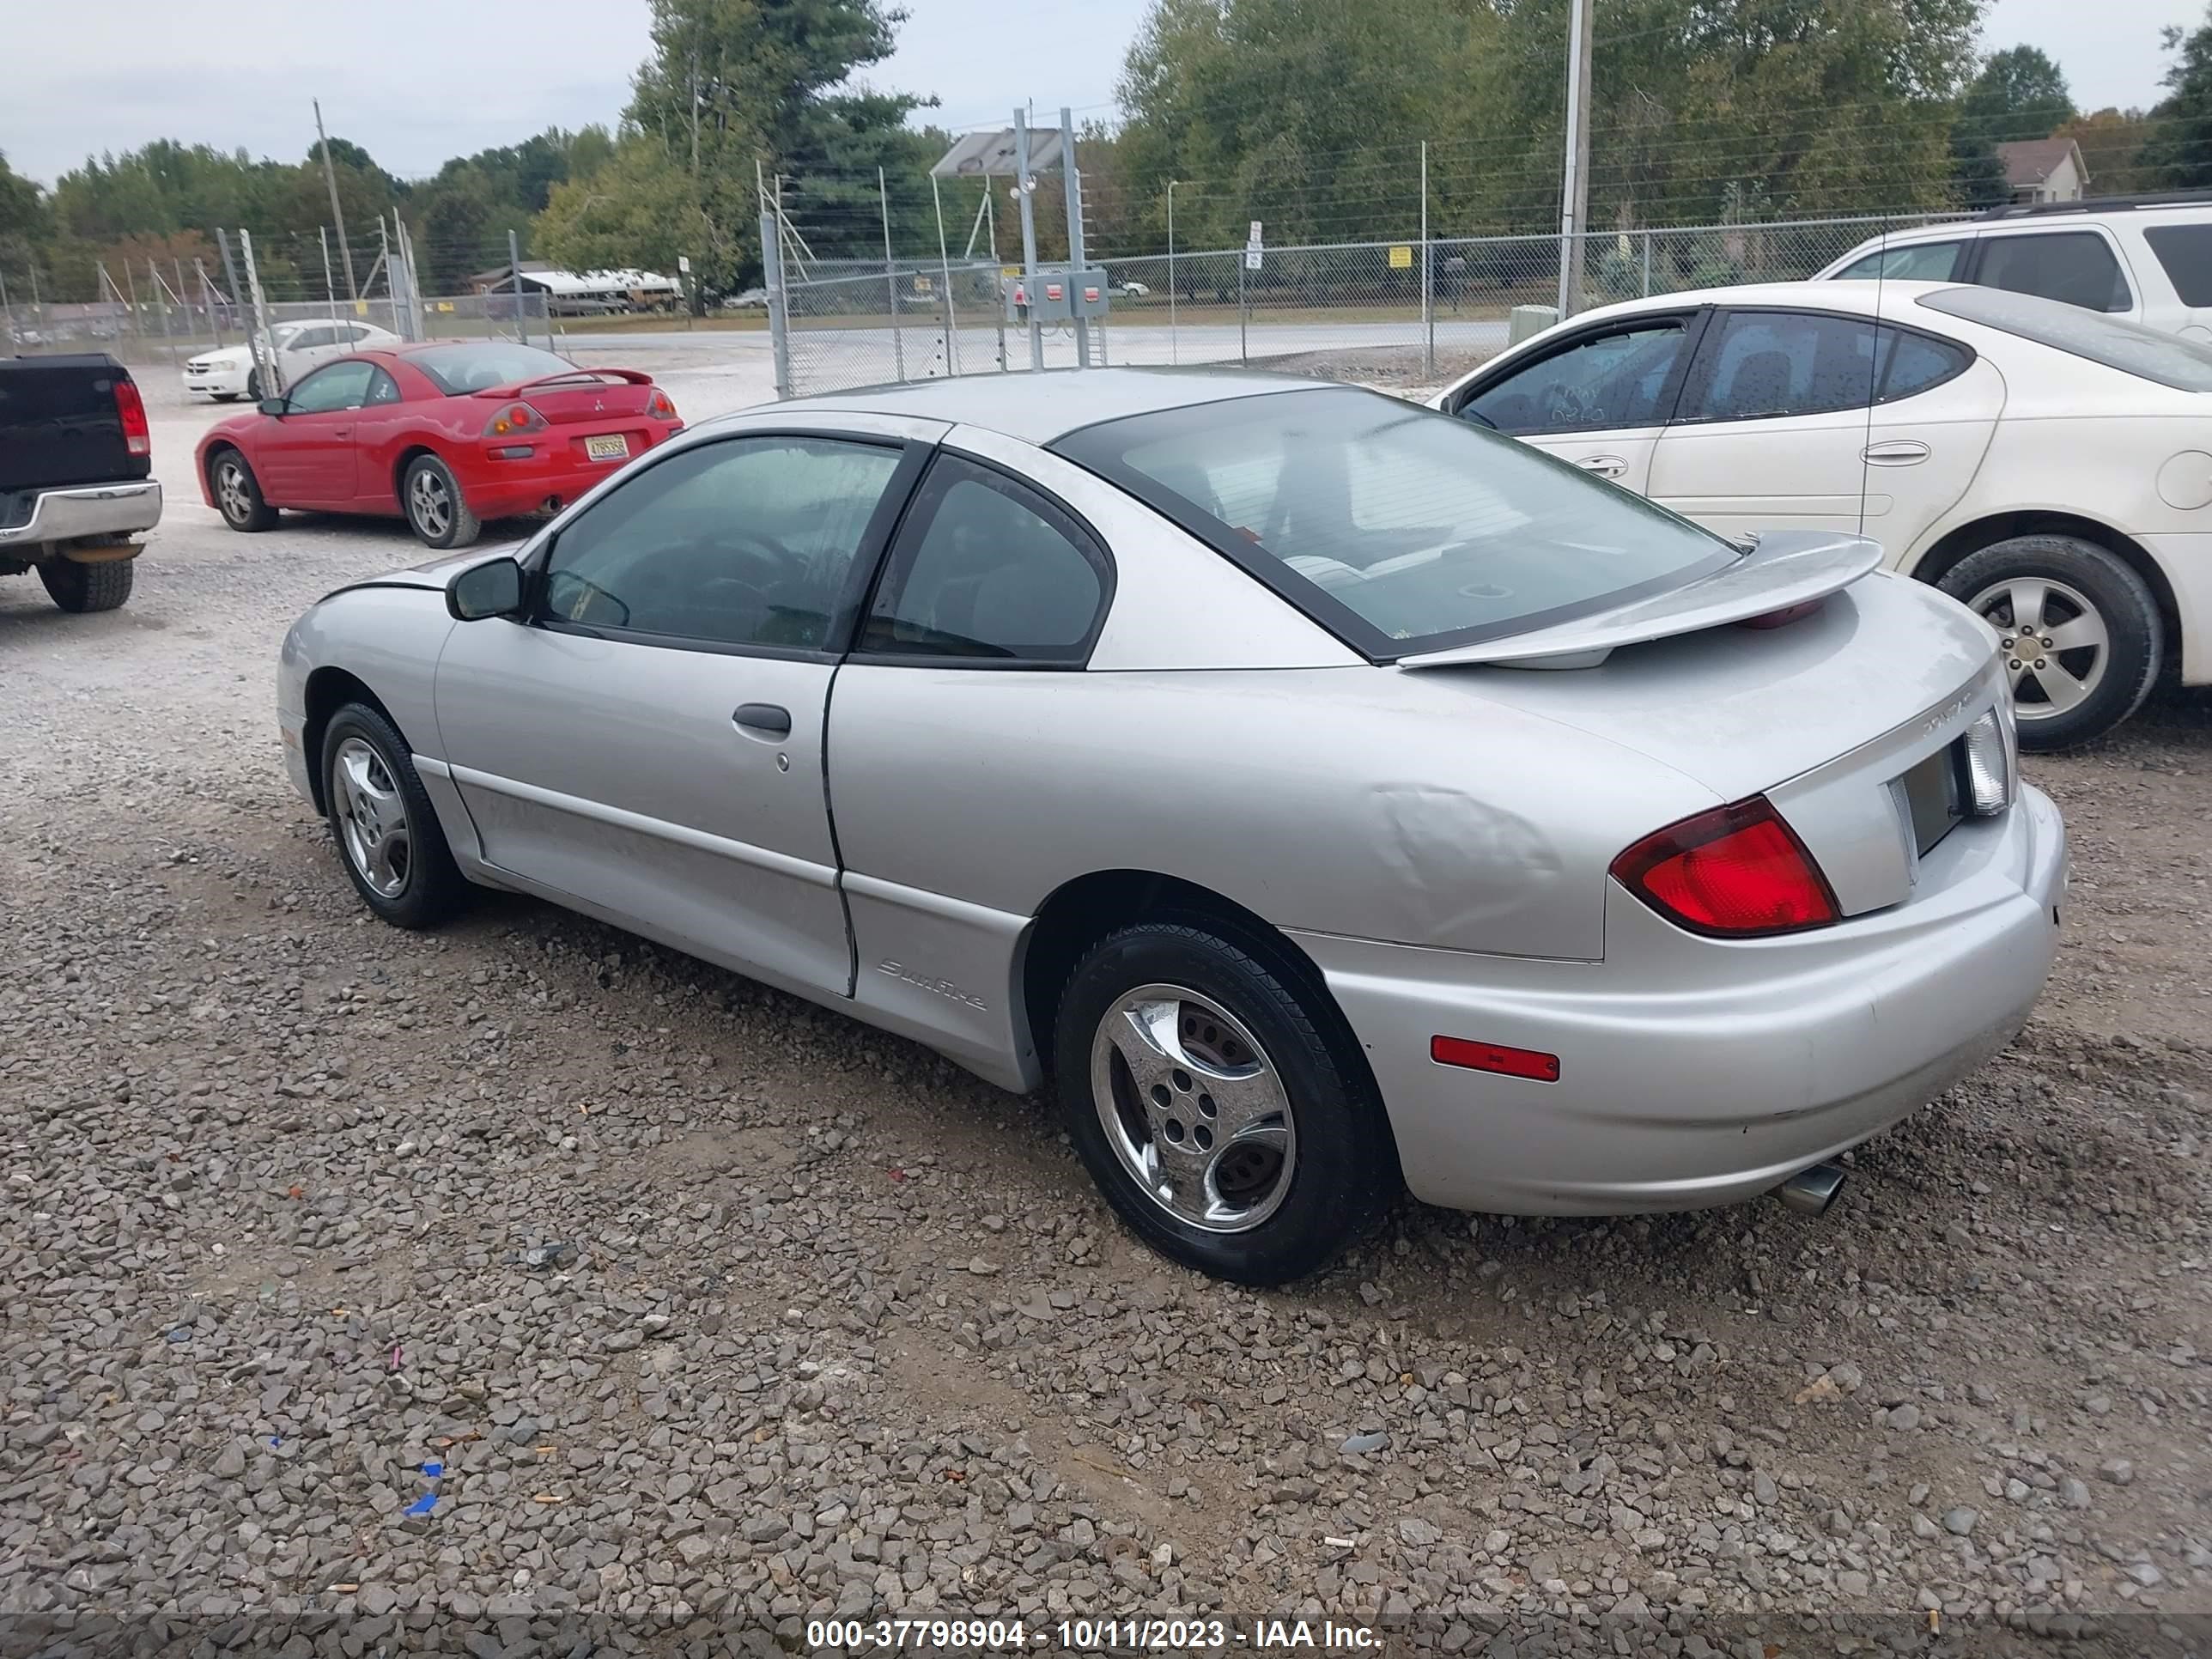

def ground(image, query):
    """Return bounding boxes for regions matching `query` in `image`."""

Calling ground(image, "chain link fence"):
[774,211,1964,398]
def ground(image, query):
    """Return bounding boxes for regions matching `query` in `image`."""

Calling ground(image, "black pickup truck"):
[0,354,162,611]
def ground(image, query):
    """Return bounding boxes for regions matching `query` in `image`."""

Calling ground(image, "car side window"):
[342,325,374,344]
[1678,310,1885,422]
[1878,331,1971,403]
[284,361,377,414]
[541,434,904,652]
[1832,240,1965,283]
[2142,224,2212,306]
[1975,232,2132,313]
[364,368,403,405]
[860,456,1109,665]
[289,325,335,350]
[1462,321,1689,434]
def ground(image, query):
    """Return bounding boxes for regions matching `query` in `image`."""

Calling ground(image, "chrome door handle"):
[1575,454,1628,479]
[1863,440,1929,465]
[732,702,792,738]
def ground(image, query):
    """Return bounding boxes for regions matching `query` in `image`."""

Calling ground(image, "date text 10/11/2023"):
[805,1618,1383,1651]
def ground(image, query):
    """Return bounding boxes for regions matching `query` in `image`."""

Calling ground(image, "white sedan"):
[1433,280,2212,747]
[182,319,401,402]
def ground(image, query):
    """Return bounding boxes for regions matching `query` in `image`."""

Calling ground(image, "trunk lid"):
[1416,568,2007,919]
[0,355,149,490]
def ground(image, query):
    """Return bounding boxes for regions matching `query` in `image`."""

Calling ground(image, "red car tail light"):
[483,402,549,438]
[646,386,679,421]
[112,376,150,457]
[1610,795,1839,938]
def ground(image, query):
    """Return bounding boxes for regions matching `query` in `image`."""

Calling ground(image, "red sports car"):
[193,341,683,549]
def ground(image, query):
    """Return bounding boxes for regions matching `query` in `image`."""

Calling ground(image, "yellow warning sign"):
[354,301,368,316]
[1002,264,1021,279]
[1389,245,1413,270]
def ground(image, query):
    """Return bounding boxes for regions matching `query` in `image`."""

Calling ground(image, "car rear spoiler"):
[474,368,653,397]
[1395,531,1884,671]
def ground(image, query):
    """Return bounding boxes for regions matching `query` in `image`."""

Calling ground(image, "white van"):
[1815,192,2212,343]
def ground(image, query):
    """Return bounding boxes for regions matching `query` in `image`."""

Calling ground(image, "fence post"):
[1166,179,1178,366]
[0,270,15,353]
[510,229,528,347]
[1238,252,1248,367]
[1419,140,1433,380]
[118,261,146,356]
[1642,228,1654,297]
[931,173,960,377]
[880,167,906,382]
[760,211,793,400]
[150,260,176,365]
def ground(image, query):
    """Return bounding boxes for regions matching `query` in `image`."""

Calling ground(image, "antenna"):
[1857,223,1887,540]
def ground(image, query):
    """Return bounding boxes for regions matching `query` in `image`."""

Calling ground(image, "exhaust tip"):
[1773,1161,1847,1218]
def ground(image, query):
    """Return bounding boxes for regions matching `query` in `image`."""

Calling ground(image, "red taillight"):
[1431,1036,1560,1082]
[483,402,548,438]
[112,376,150,457]
[646,386,678,421]
[1610,795,1839,938]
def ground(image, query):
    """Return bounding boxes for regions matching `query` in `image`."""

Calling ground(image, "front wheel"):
[39,556,134,612]
[319,703,469,929]
[210,447,278,532]
[245,368,262,402]
[402,454,481,550]
[1054,920,1397,1285]
[1936,535,2161,750]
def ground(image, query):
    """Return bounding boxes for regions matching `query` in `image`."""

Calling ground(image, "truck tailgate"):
[0,355,150,491]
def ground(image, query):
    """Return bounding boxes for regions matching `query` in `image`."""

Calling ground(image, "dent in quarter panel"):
[827,663,1717,962]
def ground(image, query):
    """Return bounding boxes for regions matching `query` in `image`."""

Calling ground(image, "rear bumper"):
[463,425,682,520]
[0,480,163,550]
[1297,784,2066,1215]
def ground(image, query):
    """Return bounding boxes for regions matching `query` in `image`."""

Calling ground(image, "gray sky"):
[0,0,2190,188]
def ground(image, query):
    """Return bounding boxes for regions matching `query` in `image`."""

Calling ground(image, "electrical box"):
[1003,268,1112,324]
[1508,304,1559,345]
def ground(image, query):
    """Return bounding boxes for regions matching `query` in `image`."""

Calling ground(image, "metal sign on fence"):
[1245,222,1264,271]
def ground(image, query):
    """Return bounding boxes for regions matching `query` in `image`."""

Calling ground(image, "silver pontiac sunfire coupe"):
[278,368,2067,1284]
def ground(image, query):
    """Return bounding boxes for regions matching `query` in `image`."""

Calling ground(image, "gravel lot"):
[3,354,2209,1656]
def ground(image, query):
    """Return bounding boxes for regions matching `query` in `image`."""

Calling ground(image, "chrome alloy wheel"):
[1089,984,1296,1233]
[1967,575,2110,723]
[331,737,411,899]
[215,458,253,525]
[408,467,453,539]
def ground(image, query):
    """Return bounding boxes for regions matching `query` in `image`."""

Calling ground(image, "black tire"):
[1935,535,2161,751]
[319,702,470,929]
[209,447,278,532]
[211,392,239,404]
[401,454,481,550]
[1054,918,1398,1285]
[245,368,262,401]
[38,557,134,612]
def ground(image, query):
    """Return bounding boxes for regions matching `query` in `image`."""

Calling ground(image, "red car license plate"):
[584,434,629,462]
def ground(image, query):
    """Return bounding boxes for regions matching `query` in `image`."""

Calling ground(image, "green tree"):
[1956,45,2075,147]
[2145,7,2212,188]
[533,137,715,278]
[0,150,46,273]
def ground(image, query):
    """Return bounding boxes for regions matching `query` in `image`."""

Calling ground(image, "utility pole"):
[1060,106,1090,371]
[314,99,360,299]
[1556,0,1594,318]
[1012,106,1043,374]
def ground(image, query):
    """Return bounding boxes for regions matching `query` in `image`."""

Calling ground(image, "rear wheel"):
[402,454,481,550]
[1054,920,1396,1285]
[38,556,134,612]
[1936,535,2160,750]
[210,448,278,532]
[319,703,469,929]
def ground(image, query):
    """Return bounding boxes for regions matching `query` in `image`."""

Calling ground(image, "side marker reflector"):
[1431,1036,1560,1082]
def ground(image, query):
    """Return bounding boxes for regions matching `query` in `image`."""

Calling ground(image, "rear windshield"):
[1052,386,1735,659]
[1916,286,2212,391]
[407,342,582,394]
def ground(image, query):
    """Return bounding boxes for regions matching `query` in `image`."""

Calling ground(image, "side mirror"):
[257,397,288,416]
[447,556,524,621]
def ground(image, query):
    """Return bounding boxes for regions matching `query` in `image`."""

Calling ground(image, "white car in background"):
[1815,195,2212,342]
[181,319,401,402]
[1433,280,2212,747]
